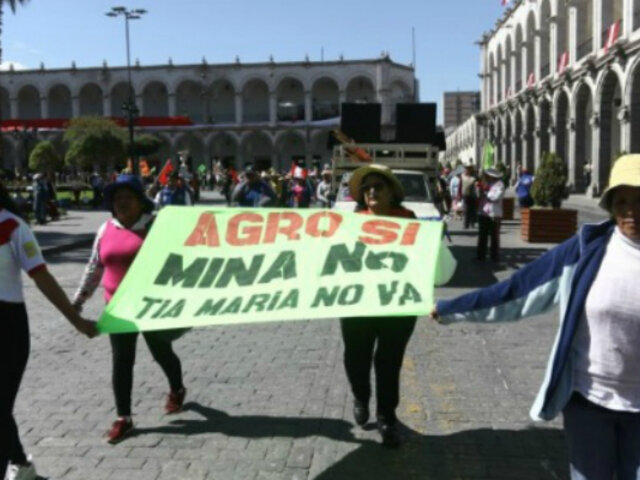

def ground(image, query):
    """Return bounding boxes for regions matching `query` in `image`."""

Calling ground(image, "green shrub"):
[531,152,568,208]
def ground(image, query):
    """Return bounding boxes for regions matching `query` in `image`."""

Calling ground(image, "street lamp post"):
[106,6,147,174]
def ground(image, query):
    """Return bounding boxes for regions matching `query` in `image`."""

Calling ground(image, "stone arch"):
[489,52,496,105]
[311,76,339,120]
[515,24,524,92]
[388,79,413,122]
[209,132,240,169]
[556,2,570,73]
[176,80,204,124]
[539,98,551,158]
[345,75,375,103]
[17,85,41,120]
[495,115,503,163]
[142,81,169,117]
[48,84,72,119]
[524,103,536,171]
[237,74,272,94]
[629,57,640,153]
[577,0,594,59]
[497,45,504,102]
[276,77,305,122]
[79,83,103,116]
[505,112,513,174]
[110,82,133,119]
[602,0,623,43]
[275,130,306,171]
[539,0,551,78]
[174,133,206,172]
[241,130,273,168]
[208,78,235,123]
[554,88,570,166]
[573,82,594,191]
[242,78,269,123]
[525,11,536,85]
[514,109,523,171]
[597,70,623,192]
[505,35,513,96]
[310,129,331,164]
[1,136,15,171]
[0,87,10,121]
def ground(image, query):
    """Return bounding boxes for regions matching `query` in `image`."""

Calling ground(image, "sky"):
[1,0,507,123]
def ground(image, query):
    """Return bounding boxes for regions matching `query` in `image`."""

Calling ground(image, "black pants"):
[477,215,501,261]
[0,302,30,475]
[110,331,184,417]
[463,195,477,228]
[340,316,417,424]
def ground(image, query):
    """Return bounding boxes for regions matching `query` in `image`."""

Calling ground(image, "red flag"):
[604,21,620,53]
[501,0,510,5]
[527,72,536,88]
[558,51,569,74]
[158,159,174,186]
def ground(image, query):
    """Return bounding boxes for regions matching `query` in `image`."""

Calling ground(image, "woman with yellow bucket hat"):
[432,154,640,478]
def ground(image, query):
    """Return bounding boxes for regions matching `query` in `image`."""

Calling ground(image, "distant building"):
[0,56,416,172]
[443,91,480,130]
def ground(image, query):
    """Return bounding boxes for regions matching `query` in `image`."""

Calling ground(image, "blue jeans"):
[563,393,640,480]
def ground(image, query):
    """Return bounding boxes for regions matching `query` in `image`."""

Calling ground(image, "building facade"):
[443,91,481,131]
[446,0,640,194]
[0,56,415,172]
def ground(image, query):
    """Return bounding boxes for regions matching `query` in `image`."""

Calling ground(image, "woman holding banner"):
[343,164,455,448]
[0,180,96,480]
[72,174,187,444]
[431,155,640,479]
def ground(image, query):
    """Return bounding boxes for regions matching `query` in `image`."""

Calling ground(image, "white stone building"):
[0,56,415,172]
[445,0,640,194]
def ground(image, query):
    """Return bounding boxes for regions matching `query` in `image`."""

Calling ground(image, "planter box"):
[521,208,578,243]
[502,197,514,220]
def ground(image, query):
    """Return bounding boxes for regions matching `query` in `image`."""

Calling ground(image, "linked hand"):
[74,318,98,338]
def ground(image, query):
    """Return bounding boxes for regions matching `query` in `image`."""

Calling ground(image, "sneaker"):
[377,421,401,448]
[165,387,186,414]
[107,417,134,444]
[352,399,369,426]
[5,459,37,480]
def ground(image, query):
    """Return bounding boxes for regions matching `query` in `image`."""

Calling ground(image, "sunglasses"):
[360,182,387,192]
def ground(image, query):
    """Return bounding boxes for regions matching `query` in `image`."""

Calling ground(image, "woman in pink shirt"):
[73,174,186,444]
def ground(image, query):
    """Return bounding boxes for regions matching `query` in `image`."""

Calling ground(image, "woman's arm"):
[31,268,97,337]
[72,223,106,310]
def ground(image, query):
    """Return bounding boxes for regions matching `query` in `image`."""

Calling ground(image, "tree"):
[130,133,163,156]
[531,152,568,208]
[64,116,127,171]
[29,140,62,176]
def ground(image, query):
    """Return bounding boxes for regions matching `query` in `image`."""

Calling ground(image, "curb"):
[41,236,94,256]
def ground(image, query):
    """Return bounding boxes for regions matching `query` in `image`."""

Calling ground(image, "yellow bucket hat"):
[348,164,405,204]
[599,154,640,211]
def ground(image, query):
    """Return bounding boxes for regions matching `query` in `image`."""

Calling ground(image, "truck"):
[330,141,443,221]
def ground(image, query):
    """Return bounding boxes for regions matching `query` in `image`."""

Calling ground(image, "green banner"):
[97,207,446,334]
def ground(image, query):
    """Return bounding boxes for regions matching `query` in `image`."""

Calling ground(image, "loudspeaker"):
[395,103,437,144]
[340,103,381,143]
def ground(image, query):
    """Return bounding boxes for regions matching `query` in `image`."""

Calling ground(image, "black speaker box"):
[395,103,437,144]
[340,103,381,143]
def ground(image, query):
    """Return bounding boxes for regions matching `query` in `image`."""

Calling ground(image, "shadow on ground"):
[132,402,568,479]
[315,424,568,479]
[134,402,356,442]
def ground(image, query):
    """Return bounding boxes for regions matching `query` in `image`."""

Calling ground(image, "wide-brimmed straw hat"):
[348,164,404,203]
[599,154,640,211]
[104,174,154,213]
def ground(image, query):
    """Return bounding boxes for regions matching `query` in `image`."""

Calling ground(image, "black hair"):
[0,180,26,219]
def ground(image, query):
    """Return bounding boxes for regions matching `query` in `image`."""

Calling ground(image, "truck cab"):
[331,143,443,220]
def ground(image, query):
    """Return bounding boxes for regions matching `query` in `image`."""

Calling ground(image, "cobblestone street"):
[14,200,609,479]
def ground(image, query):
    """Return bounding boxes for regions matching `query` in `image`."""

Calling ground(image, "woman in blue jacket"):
[432,154,640,480]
